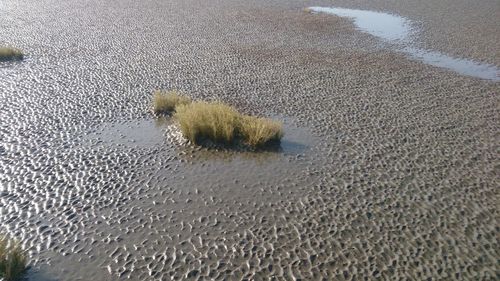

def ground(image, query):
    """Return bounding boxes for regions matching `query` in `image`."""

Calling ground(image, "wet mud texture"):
[328,0,500,65]
[0,0,499,280]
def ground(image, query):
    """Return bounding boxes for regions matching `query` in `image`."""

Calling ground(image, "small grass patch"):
[240,116,283,147]
[174,101,283,148]
[0,47,24,61]
[0,235,27,281]
[175,102,241,145]
[151,92,284,148]
[152,90,191,114]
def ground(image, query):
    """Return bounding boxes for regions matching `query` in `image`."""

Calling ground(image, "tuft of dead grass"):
[151,91,283,148]
[240,116,284,147]
[152,90,191,114]
[0,235,27,281]
[0,47,23,61]
[174,101,283,148]
[175,102,240,144]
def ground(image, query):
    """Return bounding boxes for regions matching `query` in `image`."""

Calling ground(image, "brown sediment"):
[328,0,500,65]
[0,0,498,280]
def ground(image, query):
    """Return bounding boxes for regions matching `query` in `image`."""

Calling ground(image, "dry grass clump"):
[0,47,23,61]
[174,101,283,148]
[0,236,27,281]
[152,90,191,114]
[175,102,241,144]
[151,91,283,148]
[240,116,284,147]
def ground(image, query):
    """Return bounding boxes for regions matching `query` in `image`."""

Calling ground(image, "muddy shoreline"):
[0,0,498,280]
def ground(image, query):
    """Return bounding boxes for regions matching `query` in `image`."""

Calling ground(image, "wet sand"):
[0,0,498,280]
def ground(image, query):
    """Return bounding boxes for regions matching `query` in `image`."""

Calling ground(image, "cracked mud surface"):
[0,0,498,280]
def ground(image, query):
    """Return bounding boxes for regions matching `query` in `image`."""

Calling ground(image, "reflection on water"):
[178,118,316,163]
[308,6,500,81]
[309,7,412,42]
[88,116,315,162]
[403,47,500,81]
[86,118,170,147]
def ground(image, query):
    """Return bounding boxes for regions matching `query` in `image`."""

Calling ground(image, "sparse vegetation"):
[240,116,283,147]
[0,235,27,281]
[0,48,24,61]
[152,90,191,114]
[174,101,283,148]
[175,102,241,145]
[152,91,283,148]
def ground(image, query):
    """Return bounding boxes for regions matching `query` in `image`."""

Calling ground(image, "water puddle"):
[403,47,500,81]
[179,118,317,162]
[309,7,412,42]
[308,6,500,81]
[86,116,315,156]
[86,118,169,148]
[277,122,313,155]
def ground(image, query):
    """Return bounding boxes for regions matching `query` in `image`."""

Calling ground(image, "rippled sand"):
[0,0,498,280]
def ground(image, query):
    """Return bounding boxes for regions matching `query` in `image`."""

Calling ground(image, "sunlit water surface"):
[308,6,499,81]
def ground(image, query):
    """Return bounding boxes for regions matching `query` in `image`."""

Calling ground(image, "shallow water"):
[308,7,412,42]
[403,47,500,81]
[87,115,314,153]
[308,6,500,81]
[86,118,169,148]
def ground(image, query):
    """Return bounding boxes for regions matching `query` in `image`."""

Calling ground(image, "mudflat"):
[0,0,498,280]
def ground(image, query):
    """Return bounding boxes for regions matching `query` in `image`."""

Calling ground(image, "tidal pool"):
[308,6,500,81]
